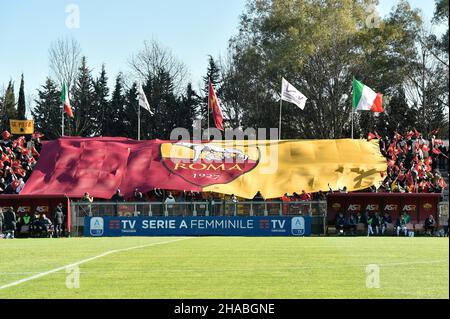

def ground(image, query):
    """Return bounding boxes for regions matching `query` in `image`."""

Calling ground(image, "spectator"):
[252,191,265,202]
[372,212,382,235]
[229,194,238,216]
[367,213,375,237]
[3,207,17,239]
[81,192,94,216]
[133,188,144,201]
[424,215,436,236]
[281,193,291,215]
[53,203,65,238]
[381,212,392,235]
[111,188,125,202]
[346,213,357,236]
[335,213,346,236]
[111,188,125,216]
[164,192,176,214]
[39,214,53,237]
[395,212,409,237]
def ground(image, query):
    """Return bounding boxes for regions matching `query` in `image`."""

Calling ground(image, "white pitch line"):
[0,237,191,291]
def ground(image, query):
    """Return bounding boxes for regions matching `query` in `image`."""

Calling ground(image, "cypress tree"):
[17,74,26,120]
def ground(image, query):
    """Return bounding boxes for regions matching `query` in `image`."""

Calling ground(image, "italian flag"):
[352,78,383,113]
[61,83,74,118]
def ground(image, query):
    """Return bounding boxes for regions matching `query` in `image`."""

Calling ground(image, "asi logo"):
[402,205,416,212]
[291,217,305,236]
[160,142,260,187]
[423,203,433,209]
[347,204,361,212]
[90,217,104,237]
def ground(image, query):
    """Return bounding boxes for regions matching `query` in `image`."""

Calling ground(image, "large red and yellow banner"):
[21,137,387,199]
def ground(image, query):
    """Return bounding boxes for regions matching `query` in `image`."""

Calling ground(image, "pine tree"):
[17,74,27,120]
[71,56,96,136]
[124,82,138,139]
[180,83,200,135]
[1,81,17,131]
[93,64,109,136]
[32,78,62,139]
[107,73,126,136]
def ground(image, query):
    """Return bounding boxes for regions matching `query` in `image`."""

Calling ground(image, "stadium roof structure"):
[20,137,387,200]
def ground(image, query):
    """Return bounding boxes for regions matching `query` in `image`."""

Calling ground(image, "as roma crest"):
[160,142,260,187]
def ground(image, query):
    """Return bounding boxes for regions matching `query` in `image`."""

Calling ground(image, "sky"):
[0,0,444,113]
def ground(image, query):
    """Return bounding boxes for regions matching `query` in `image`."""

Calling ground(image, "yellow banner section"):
[202,139,387,199]
[10,120,34,135]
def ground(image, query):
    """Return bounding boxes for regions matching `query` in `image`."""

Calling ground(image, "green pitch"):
[0,237,448,299]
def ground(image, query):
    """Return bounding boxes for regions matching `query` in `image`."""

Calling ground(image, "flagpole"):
[351,109,354,139]
[138,99,141,141]
[279,99,283,140]
[62,103,64,137]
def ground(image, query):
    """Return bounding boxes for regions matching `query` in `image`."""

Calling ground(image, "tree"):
[224,0,424,139]
[32,78,62,139]
[130,40,189,96]
[180,83,200,134]
[123,82,139,139]
[70,56,96,136]
[93,64,110,136]
[1,81,17,130]
[49,37,82,90]
[17,74,26,120]
[433,0,449,55]
[106,73,127,136]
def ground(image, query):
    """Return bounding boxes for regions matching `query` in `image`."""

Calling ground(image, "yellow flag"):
[161,139,387,199]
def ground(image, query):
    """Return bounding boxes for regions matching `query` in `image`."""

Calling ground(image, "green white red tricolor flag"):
[60,83,74,118]
[352,78,383,113]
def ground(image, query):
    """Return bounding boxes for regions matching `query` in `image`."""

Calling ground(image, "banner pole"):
[279,99,283,140]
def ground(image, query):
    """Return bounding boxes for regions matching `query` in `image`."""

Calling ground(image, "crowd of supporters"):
[0,131,42,195]
[372,129,449,194]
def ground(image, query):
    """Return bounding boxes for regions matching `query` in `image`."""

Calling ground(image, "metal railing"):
[70,201,327,236]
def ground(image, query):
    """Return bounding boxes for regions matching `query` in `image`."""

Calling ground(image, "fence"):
[71,201,327,236]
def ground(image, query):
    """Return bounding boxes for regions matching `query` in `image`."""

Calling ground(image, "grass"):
[0,237,448,299]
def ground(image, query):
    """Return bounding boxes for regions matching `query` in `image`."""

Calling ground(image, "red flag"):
[439,178,447,189]
[208,80,224,131]
[413,128,420,138]
[406,131,415,139]
[367,132,377,141]
[432,148,441,155]
[2,131,11,140]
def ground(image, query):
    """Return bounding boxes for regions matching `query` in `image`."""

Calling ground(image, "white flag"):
[138,84,153,115]
[281,78,307,110]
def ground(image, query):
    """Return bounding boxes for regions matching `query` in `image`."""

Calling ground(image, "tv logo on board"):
[121,220,137,233]
[90,217,104,237]
[291,217,305,236]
